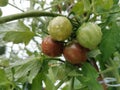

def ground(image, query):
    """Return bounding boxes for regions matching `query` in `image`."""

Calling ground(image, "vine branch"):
[0,11,62,24]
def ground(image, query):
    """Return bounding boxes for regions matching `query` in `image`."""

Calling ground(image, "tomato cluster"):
[41,16,102,65]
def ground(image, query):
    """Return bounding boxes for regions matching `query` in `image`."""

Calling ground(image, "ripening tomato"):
[48,16,72,41]
[41,36,64,57]
[63,42,88,65]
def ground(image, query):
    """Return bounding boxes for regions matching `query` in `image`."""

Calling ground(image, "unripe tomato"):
[41,36,64,57]
[0,0,8,7]
[77,22,102,50]
[48,16,72,41]
[63,42,87,65]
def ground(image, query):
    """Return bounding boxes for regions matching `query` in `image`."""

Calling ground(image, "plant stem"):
[0,11,62,24]
[55,75,68,89]
[46,58,65,63]
[70,77,74,90]
[89,59,107,90]
[8,3,24,12]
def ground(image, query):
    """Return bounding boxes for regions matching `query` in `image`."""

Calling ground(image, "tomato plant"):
[0,0,120,90]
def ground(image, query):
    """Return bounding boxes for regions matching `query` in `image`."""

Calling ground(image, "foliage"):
[0,0,120,90]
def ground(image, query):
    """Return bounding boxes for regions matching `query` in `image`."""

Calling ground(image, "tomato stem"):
[45,58,65,63]
[55,75,68,89]
[89,59,107,90]
[70,77,74,90]
[0,11,62,24]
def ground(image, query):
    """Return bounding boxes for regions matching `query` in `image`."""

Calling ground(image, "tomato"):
[63,42,87,65]
[41,36,64,57]
[0,0,8,7]
[76,22,102,50]
[48,16,72,41]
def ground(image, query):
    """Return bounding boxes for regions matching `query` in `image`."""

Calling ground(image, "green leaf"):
[82,0,91,12]
[113,0,119,4]
[0,69,13,89]
[3,31,35,45]
[0,69,9,85]
[99,23,120,62]
[0,57,9,67]
[74,78,83,90]
[13,59,41,83]
[78,63,103,90]
[82,63,98,80]
[30,73,43,90]
[0,21,30,31]
[87,49,101,59]
[72,0,91,16]
[93,0,113,13]
[72,1,84,16]
[44,74,55,90]
[102,0,113,10]
[50,64,67,80]
[0,21,35,45]
[28,60,42,83]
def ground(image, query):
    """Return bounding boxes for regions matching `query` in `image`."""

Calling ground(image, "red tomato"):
[63,42,88,64]
[41,36,64,57]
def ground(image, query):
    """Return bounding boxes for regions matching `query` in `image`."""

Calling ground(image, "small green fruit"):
[0,0,8,7]
[77,22,102,50]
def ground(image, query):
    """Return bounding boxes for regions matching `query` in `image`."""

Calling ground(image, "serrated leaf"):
[44,75,55,90]
[30,73,43,90]
[28,60,42,83]
[0,69,12,88]
[82,63,98,80]
[0,21,30,31]
[3,30,35,45]
[79,63,103,90]
[0,21,35,45]
[99,23,120,62]
[0,69,9,84]
[113,0,119,4]
[14,59,41,83]
[88,49,101,58]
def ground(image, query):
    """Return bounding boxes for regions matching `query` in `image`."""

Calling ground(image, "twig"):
[89,59,107,90]
[8,3,24,12]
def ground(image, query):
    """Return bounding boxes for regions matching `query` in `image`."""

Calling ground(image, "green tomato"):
[0,0,8,7]
[48,16,72,41]
[77,22,102,50]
